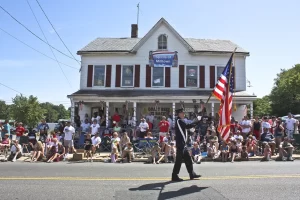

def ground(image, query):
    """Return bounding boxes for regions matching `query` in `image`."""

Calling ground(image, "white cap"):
[263,122,271,129]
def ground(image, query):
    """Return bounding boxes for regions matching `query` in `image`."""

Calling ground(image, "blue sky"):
[0,0,299,108]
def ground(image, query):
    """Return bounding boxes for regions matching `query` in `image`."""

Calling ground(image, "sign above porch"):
[149,51,178,67]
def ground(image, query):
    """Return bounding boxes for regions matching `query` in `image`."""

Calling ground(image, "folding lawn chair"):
[101,136,111,152]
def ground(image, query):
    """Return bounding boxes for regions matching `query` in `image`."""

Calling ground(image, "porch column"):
[211,102,215,117]
[250,103,253,119]
[172,102,175,128]
[70,99,75,124]
[106,102,109,128]
[133,102,137,127]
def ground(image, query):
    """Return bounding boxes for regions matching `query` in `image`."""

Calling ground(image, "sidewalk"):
[69,152,300,163]
[2,153,300,163]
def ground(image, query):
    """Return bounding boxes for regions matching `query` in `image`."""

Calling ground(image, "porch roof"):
[68,89,256,98]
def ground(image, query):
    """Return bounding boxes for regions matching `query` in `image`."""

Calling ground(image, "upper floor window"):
[186,66,198,87]
[152,67,164,87]
[93,65,106,86]
[158,34,167,50]
[122,65,134,87]
[217,66,225,79]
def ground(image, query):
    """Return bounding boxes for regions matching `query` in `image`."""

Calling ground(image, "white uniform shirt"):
[286,118,296,131]
[90,124,100,135]
[240,120,251,133]
[64,126,75,140]
[139,122,149,132]
[91,136,101,145]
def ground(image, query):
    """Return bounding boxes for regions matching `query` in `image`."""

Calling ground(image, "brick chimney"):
[131,24,138,38]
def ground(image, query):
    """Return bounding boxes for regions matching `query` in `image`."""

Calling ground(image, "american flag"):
[213,53,235,141]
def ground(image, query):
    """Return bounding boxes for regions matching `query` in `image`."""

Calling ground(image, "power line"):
[35,0,81,67]
[0,5,81,63]
[0,83,24,95]
[0,27,79,70]
[26,0,72,88]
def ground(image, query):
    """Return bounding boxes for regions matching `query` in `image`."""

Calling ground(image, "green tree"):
[53,104,70,119]
[0,100,10,120]
[253,96,272,117]
[10,95,45,128]
[40,102,59,123]
[269,64,300,116]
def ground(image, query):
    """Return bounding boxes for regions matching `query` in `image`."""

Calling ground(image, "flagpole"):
[205,47,237,105]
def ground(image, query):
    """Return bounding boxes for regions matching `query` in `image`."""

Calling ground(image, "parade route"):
[0,161,299,200]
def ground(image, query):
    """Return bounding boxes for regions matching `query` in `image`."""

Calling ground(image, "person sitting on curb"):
[261,127,276,156]
[220,141,229,162]
[121,142,134,163]
[0,133,11,161]
[277,137,294,161]
[241,146,249,161]
[8,140,23,162]
[191,142,202,164]
[29,141,44,162]
[47,138,59,163]
[261,143,271,161]
[149,143,164,164]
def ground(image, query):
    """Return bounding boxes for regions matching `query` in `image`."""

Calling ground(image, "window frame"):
[216,66,226,81]
[121,65,135,87]
[185,65,199,88]
[92,65,106,87]
[157,34,168,50]
[151,67,165,87]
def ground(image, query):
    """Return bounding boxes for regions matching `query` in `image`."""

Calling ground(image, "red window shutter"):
[210,66,215,88]
[87,65,93,87]
[105,65,112,87]
[199,65,205,88]
[146,65,151,87]
[179,65,185,88]
[115,65,121,87]
[134,65,140,87]
[232,66,236,89]
[165,67,171,87]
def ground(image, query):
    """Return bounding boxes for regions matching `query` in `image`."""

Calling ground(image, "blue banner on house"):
[149,51,178,67]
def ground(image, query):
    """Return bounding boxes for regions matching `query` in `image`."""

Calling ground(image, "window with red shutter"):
[105,65,112,87]
[199,65,205,88]
[165,67,171,87]
[87,65,93,87]
[146,65,151,87]
[179,65,185,88]
[115,65,121,87]
[134,65,140,87]
[210,66,215,88]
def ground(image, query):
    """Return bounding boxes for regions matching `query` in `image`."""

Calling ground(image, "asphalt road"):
[0,161,299,200]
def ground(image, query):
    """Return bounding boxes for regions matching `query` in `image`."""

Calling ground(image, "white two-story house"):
[68,18,256,127]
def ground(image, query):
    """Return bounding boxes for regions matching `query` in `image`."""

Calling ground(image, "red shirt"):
[159,121,169,132]
[16,126,25,137]
[147,122,153,130]
[112,114,121,123]
[230,124,242,134]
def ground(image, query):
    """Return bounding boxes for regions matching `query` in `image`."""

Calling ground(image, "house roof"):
[68,89,256,98]
[77,18,249,55]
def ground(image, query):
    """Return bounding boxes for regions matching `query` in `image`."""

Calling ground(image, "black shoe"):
[190,173,201,180]
[172,174,183,182]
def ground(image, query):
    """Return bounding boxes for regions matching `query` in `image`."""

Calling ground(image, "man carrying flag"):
[212,48,236,142]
